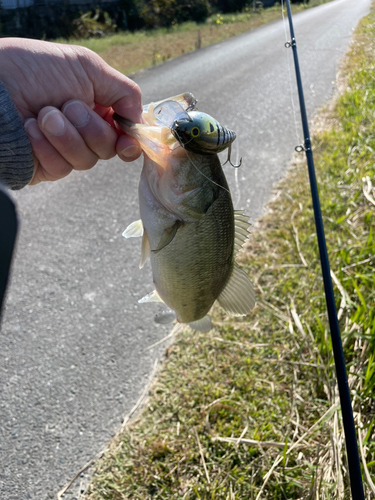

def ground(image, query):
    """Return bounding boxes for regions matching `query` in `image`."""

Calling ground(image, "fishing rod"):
[283,1,365,498]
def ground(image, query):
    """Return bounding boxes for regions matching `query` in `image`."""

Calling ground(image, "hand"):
[0,38,143,184]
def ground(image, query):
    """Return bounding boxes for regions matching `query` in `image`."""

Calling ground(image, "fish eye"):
[191,126,200,138]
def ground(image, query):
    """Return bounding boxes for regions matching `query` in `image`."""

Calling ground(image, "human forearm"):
[0,81,34,190]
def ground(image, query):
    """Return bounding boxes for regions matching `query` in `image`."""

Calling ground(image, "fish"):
[114,93,255,332]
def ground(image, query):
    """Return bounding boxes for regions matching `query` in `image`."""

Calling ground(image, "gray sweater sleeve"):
[0,81,34,190]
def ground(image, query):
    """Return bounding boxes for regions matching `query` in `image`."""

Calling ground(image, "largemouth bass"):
[114,93,255,332]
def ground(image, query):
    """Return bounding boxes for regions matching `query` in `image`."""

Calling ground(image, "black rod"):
[284,1,364,498]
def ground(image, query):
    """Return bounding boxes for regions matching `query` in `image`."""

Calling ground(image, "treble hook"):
[221,145,242,168]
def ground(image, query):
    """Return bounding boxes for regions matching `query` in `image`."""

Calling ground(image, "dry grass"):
[98,14,281,74]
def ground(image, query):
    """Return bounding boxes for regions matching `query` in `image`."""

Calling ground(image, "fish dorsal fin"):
[217,262,255,316]
[138,289,165,304]
[188,315,212,333]
[152,220,182,253]
[123,219,144,238]
[139,229,151,269]
[234,211,250,254]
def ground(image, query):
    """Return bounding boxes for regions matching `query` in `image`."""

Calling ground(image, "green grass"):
[55,1,333,75]
[82,3,375,500]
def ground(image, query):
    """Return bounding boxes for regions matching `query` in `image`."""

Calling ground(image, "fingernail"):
[42,109,66,136]
[121,145,141,158]
[24,119,44,141]
[63,101,89,128]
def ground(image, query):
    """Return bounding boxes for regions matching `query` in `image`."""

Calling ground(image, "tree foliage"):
[136,0,209,28]
[0,0,310,40]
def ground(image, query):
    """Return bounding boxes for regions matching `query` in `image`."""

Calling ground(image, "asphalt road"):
[0,0,371,498]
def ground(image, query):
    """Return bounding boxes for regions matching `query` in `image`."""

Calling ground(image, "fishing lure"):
[153,97,242,168]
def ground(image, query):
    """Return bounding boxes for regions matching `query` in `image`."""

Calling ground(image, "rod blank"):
[284,1,365,498]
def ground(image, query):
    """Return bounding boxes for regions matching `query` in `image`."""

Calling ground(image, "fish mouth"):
[113,113,134,130]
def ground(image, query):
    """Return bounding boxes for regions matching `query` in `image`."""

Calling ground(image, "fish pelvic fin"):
[217,262,255,316]
[152,220,182,253]
[138,289,165,304]
[139,229,151,269]
[123,219,144,238]
[188,315,212,333]
[234,210,251,255]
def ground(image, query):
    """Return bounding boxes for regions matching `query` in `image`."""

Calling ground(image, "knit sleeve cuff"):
[0,81,34,190]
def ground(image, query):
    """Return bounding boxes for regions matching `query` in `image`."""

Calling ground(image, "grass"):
[56,1,333,75]
[78,3,375,500]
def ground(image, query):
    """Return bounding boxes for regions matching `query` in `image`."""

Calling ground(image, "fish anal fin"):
[139,229,151,269]
[217,262,255,316]
[138,289,165,304]
[188,315,212,333]
[152,220,182,253]
[123,219,144,239]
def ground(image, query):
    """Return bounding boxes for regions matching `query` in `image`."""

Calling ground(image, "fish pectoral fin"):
[188,315,212,333]
[139,229,151,269]
[138,289,165,304]
[152,220,182,253]
[217,262,255,316]
[123,219,144,238]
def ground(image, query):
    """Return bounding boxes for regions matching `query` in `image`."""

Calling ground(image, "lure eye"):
[191,126,200,138]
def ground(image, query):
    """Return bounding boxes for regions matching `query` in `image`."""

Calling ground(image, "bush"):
[210,0,248,14]
[140,0,209,28]
[71,9,116,39]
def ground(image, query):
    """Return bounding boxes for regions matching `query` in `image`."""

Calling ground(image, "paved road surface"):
[0,0,371,498]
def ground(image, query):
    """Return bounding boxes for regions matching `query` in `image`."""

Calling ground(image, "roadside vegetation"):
[81,4,375,500]
[57,1,332,75]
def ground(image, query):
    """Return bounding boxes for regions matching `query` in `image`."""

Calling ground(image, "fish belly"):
[149,189,234,324]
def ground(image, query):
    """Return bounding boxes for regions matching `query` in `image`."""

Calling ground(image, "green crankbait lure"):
[153,97,241,167]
